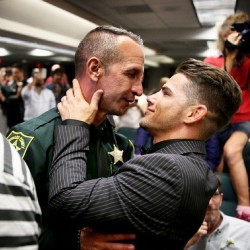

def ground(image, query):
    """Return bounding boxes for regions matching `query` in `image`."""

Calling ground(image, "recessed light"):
[29,49,54,57]
[0,48,9,56]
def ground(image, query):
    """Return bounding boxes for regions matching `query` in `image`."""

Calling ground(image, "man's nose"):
[132,81,143,96]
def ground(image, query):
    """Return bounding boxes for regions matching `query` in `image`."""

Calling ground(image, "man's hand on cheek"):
[58,78,103,124]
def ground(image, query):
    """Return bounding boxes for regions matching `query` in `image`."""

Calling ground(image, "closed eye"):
[162,86,172,96]
[126,71,137,79]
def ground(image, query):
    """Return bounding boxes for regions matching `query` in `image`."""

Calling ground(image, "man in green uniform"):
[6,25,145,250]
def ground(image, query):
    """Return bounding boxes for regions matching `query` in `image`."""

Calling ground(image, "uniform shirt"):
[6,108,134,250]
[21,86,56,121]
[189,212,250,250]
[0,133,41,249]
[49,124,219,250]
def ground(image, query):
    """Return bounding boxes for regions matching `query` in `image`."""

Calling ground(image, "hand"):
[184,221,208,249]
[58,78,103,124]
[227,31,242,46]
[80,227,136,250]
[0,89,6,102]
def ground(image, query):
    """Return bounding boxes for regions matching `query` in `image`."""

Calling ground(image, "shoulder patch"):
[7,131,34,158]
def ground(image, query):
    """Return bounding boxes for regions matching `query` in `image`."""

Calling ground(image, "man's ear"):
[184,105,207,124]
[87,57,103,81]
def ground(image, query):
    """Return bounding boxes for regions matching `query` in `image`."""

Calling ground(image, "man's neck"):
[207,213,223,235]
[35,86,43,94]
[93,111,107,127]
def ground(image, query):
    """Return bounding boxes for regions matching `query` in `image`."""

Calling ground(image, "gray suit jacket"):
[49,125,218,250]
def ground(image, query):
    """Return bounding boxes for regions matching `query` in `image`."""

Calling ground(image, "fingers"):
[98,233,135,242]
[57,102,69,121]
[72,78,83,99]
[80,228,135,250]
[57,80,103,124]
[98,242,135,250]
[61,96,67,102]
[66,88,74,100]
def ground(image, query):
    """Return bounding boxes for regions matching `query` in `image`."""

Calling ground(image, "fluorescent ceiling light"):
[50,56,74,62]
[143,47,156,56]
[192,0,236,26]
[29,49,54,57]
[0,36,75,56]
[147,55,175,64]
[144,58,159,68]
[0,48,9,56]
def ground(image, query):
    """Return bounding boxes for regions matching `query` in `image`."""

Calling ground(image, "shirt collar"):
[141,139,199,154]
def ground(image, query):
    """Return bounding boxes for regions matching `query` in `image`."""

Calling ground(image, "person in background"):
[7,25,144,250]
[134,77,169,155]
[0,67,13,86]
[1,63,27,129]
[46,67,70,104]
[0,86,7,134]
[113,94,147,143]
[45,64,69,86]
[0,67,12,133]
[21,68,56,121]
[0,132,41,249]
[49,58,242,249]
[185,184,250,249]
[204,11,250,221]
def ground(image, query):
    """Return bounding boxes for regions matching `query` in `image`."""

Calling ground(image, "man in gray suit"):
[49,58,242,250]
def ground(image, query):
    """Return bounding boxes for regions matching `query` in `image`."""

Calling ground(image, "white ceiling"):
[0,0,249,67]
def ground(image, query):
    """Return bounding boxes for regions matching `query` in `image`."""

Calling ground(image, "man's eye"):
[127,72,136,78]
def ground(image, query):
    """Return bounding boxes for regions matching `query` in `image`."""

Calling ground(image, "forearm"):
[49,124,138,227]
[49,124,89,210]
[49,125,177,233]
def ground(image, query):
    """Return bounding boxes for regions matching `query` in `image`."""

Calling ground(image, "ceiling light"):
[29,49,54,57]
[143,47,156,56]
[147,55,175,64]
[192,0,237,26]
[0,48,9,56]
[0,37,75,56]
[144,58,159,68]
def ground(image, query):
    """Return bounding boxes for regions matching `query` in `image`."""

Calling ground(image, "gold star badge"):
[108,144,124,164]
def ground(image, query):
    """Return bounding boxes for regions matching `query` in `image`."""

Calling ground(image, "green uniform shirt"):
[7,107,135,250]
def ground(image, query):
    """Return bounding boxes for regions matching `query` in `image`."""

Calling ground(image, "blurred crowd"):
[0,63,70,134]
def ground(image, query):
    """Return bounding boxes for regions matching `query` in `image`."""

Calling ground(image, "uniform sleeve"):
[49,125,183,234]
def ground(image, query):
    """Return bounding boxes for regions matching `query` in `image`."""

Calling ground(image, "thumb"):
[90,89,103,111]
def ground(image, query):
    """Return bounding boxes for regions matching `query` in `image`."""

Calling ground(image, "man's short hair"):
[75,25,143,78]
[175,58,242,138]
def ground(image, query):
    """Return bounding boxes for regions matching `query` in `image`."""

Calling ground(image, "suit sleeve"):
[49,125,183,234]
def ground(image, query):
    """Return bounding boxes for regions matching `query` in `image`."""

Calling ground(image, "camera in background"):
[231,21,250,54]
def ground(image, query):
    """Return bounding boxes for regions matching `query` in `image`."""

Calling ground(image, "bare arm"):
[184,221,208,249]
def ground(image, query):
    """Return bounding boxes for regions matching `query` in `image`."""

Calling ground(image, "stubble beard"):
[139,115,150,131]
